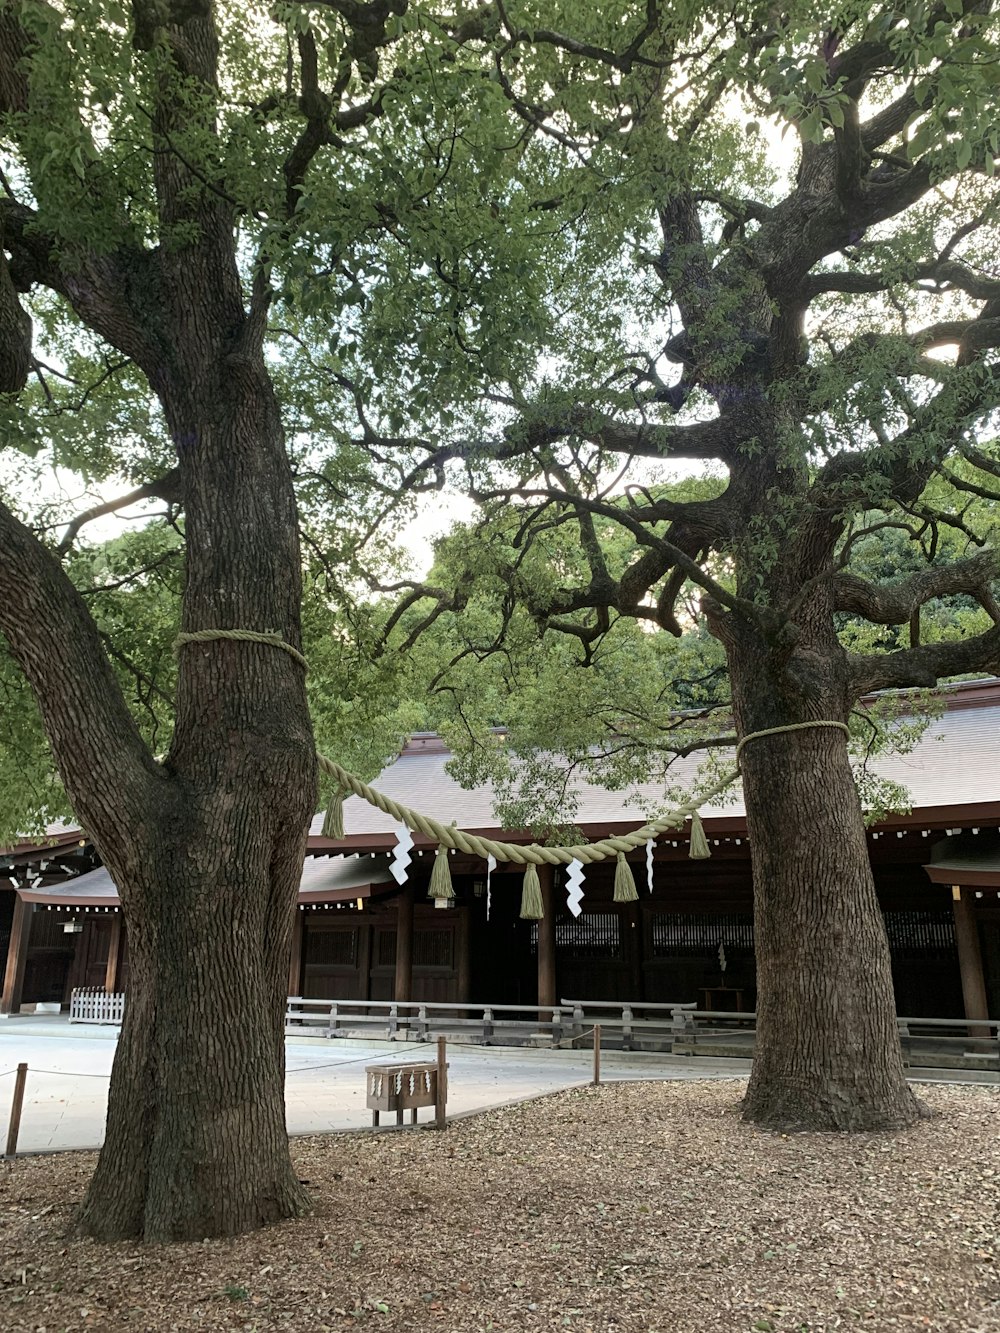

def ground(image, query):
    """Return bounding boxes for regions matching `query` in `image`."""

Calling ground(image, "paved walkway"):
[0,1019,748,1154]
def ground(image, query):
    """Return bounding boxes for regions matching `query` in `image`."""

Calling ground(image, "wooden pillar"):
[456,904,472,1007]
[537,863,556,1020]
[287,907,303,997]
[394,884,414,1002]
[104,916,123,994]
[1,897,31,1017]
[626,901,644,1000]
[952,886,990,1034]
[359,920,373,1002]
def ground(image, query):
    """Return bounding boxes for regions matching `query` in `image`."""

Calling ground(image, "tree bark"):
[728,636,921,1131]
[72,358,316,1241]
[0,0,327,1244]
[77,814,309,1242]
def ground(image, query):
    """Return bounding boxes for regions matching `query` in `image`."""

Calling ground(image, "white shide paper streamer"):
[486,853,497,920]
[566,858,584,918]
[389,822,414,885]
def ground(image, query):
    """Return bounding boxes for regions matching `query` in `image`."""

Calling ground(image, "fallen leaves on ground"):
[1,1080,999,1332]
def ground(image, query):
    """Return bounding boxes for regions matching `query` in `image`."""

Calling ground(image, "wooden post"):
[394,884,414,1003]
[952,886,991,1039]
[435,1035,447,1129]
[5,1064,27,1156]
[592,1024,601,1086]
[357,919,374,1003]
[1,897,32,1017]
[104,916,123,995]
[287,907,303,997]
[456,904,472,1012]
[626,900,643,1000]
[537,863,556,1024]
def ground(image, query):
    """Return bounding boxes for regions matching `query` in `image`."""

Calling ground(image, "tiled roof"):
[7,678,1000,863]
[20,852,397,907]
[17,865,119,904]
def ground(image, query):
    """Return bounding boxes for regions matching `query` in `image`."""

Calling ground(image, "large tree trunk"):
[0,0,319,1244]
[728,635,921,1131]
[77,814,309,1242]
[74,358,318,1240]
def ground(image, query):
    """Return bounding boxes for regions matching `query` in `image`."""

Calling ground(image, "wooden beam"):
[4,1063,27,1156]
[435,1036,447,1130]
[456,904,471,1008]
[360,920,373,1002]
[394,884,414,1002]
[1,897,31,1017]
[537,863,556,1020]
[104,916,123,994]
[952,885,991,1036]
[626,901,644,1000]
[287,907,303,996]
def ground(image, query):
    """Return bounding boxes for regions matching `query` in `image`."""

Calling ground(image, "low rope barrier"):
[554,1025,598,1049]
[286,1045,436,1075]
[23,1068,111,1079]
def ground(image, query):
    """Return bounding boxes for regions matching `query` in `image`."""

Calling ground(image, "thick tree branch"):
[56,469,182,557]
[813,363,1000,509]
[283,29,346,217]
[860,87,918,152]
[847,624,1000,697]
[478,486,761,629]
[310,0,406,81]
[0,199,160,373]
[833,551,1000,623]
[0,496,160,846]
[447,0,668,72]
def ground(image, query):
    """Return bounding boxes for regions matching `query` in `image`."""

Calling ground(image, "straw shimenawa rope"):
[735,720,849,768]
[175,628,309,672]
[174,629,851,866]
[315,751,734,865]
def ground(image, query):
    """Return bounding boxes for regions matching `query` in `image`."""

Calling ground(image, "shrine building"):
[3,677,999,1025]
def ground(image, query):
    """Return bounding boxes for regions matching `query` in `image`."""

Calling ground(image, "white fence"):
[69,988,125,1025]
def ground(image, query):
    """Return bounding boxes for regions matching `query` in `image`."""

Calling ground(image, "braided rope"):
[318,753,737,866]
[174,629,308,672]
[171,629,853,865]
[734,719,849,769]
[321,716,852,865]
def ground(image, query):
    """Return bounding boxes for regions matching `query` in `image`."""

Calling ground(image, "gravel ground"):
[1,1080,999,1332]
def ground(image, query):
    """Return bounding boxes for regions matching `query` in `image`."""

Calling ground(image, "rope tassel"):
[613,851,638,902]
[428,846,455,902]
[688,811,711,860]
[520,864,544,919]
[321,787,346,840]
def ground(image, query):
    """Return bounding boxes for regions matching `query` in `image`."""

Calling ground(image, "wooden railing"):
[896,1015,1000,1068]
[285,997,1000,1067]
[64,990,1000,1069]
[560,999,697,1050]
[69,988,125,1025]
[644,1007,1000,1069]
[286,997,582,1043]
[285,997,697,1047]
